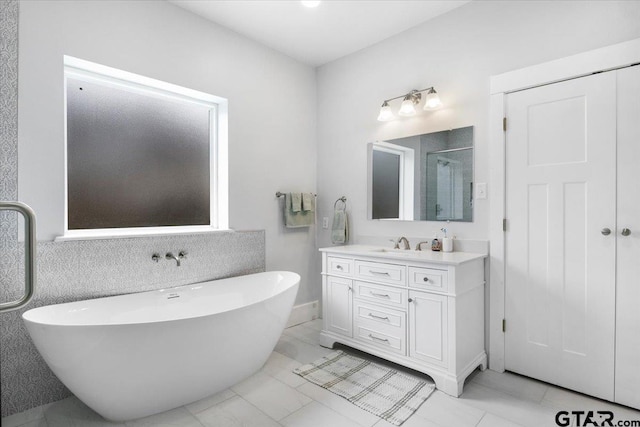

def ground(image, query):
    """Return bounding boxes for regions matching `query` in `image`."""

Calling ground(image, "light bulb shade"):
[423,88,442,110]
[398,97,417,116]
[377,102,394,121]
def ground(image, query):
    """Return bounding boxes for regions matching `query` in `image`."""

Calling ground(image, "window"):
[63,57,228,238]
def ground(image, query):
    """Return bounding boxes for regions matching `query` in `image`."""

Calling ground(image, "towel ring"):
[334,196,347,210]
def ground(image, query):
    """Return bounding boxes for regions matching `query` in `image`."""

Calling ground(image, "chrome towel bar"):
[275,191,317,198]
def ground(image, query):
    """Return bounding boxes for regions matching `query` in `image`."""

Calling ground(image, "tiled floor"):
[3,319,640,427]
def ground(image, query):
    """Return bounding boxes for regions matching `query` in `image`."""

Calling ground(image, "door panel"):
[505,71,616,400]
[615,65,640,408]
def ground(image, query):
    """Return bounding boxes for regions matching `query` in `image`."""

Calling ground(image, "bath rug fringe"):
[293,350,435,426]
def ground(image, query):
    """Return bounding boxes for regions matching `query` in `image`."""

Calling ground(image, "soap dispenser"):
[442,227,453,253]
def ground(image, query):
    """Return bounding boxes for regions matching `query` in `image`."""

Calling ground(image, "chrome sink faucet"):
[392,237,411,250]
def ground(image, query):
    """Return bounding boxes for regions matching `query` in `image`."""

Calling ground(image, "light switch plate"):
[322,217,329,229]
[476,183,487,199]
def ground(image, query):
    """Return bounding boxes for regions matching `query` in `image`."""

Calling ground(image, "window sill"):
[54,226,233,242]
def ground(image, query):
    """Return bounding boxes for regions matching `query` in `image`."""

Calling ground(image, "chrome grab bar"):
[0,201,36,313]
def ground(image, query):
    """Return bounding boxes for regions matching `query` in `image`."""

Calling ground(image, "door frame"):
[488,37,640,372]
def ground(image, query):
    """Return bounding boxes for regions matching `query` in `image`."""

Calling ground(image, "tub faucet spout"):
[166,252,181,267]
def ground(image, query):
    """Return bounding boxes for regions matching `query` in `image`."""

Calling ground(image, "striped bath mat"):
[293,350,435,426]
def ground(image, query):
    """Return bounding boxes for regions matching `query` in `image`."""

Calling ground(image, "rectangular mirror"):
[367,126,474,222]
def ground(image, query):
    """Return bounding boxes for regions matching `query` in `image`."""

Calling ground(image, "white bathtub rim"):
[22,270,300,327]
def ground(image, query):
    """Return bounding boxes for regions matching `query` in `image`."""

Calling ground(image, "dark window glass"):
[66,77,211,230]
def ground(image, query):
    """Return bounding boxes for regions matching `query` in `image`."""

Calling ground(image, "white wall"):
[18,0,319,304]
[316,0,640,248]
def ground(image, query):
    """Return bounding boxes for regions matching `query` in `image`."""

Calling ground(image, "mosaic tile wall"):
[0,2,266,417]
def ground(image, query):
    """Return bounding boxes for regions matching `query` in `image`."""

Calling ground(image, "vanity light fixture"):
[301,0,321,7]
[377,101,394,121]
[377,86,442,121]
[424,87,443,110]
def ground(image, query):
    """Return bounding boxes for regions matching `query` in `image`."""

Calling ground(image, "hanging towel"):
[291,193,302,213]
[302,193,315,212]
[285,193,316,228]
[331,203,349,244]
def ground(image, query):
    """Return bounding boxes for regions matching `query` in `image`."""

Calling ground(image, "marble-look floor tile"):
[459,382,559,427]
[1,403,50,427]
[542,385,640,420]
[296,382,380,427]
[477,413,525,427]
[43,396,125,427]
[284,323,321,346]
[195,396,280,427]
[274,334,333,364]
[281,402,362,427]
[125,407,203,427]
[231,371,312,420]
[261,351,307,388]
[414,390,484,427]
[471,369,549,403]
[185,389,237,415]
[372,414,440,427]
[304,319,323,332]
[14,419,49,427]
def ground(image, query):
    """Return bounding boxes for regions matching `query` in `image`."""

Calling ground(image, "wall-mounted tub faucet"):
[166,252,181,267]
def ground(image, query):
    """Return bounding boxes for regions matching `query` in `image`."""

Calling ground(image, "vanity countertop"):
[319,245,487,266]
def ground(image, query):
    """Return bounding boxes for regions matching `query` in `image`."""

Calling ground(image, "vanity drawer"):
[355,301,405,329]
[354,281,407,309]
[355,260,405,285]
[355,324,405,355]
[408,267,448,292]
[327,256,353,276]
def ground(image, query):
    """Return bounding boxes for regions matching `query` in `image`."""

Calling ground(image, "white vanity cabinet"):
[320,246,487,397]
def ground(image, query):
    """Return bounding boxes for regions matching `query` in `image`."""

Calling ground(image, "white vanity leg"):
[318,332,336,349]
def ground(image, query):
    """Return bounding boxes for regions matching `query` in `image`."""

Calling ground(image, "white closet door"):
[505,72,616,400]
[615,65,640,408]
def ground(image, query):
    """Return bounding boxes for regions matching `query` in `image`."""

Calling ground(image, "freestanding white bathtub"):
[23,271,300,421]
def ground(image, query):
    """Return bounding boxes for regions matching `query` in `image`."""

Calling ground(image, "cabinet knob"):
[601,228,611,236]
[336,265,343,270]
[408,298,414,303]
[622,228,632,236]
[423,277,429,282]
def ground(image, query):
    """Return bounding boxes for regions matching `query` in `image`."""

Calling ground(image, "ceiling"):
[169,1,471,67]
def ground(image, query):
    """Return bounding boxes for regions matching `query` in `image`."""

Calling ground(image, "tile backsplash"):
[0,230,266,417]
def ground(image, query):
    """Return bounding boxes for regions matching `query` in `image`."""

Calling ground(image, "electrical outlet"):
[322,217,329,229]
[476,183,488,199]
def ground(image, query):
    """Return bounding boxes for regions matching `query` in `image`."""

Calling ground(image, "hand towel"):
[284,193,316,228]
[331,206,349,244]
[302,193,315,212]
[291,193,302,213]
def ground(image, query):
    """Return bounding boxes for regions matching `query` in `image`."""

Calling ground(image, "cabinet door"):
[325,276,352,337]
[408,290,448,368]
[615,65,640,408]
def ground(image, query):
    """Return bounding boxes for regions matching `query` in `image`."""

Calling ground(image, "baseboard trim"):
[286,300,320,327]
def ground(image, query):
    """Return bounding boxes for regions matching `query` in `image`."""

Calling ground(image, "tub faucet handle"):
[152,253,161,263]
[178,251,188,259]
